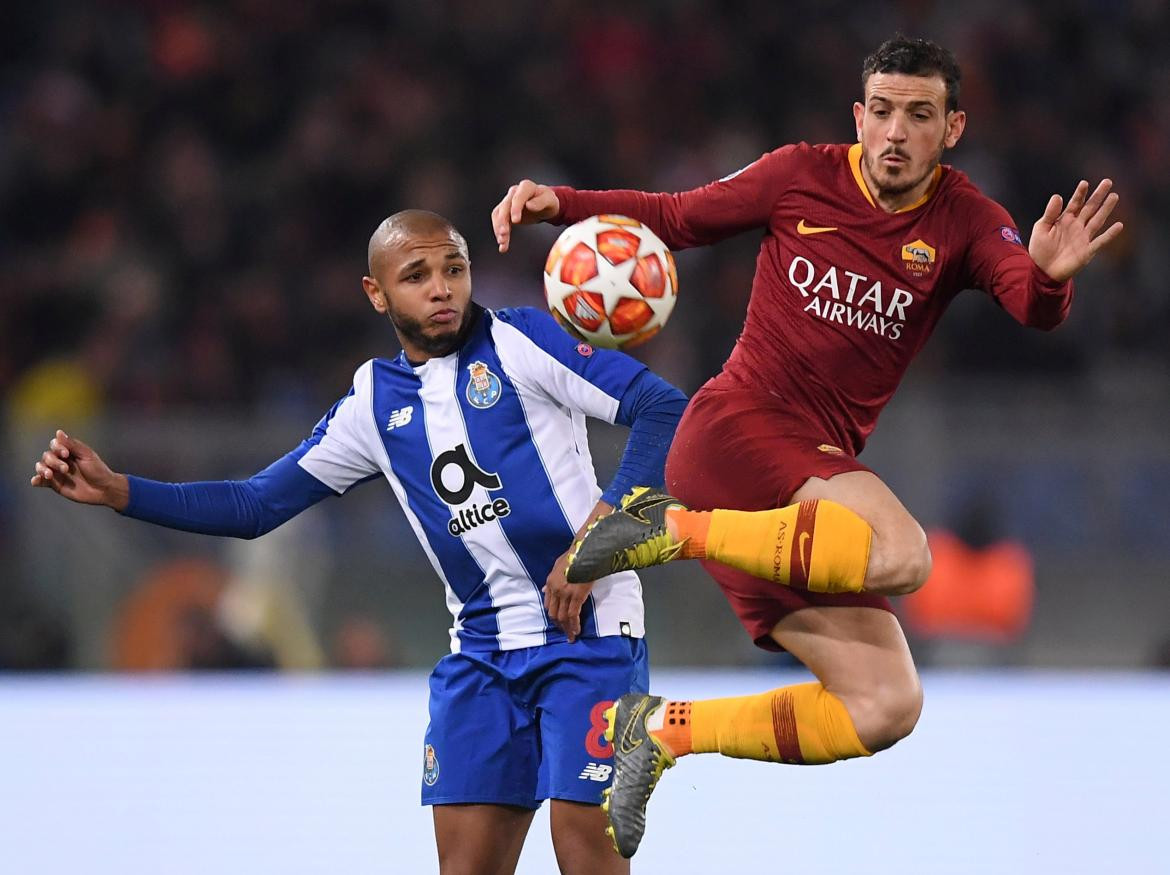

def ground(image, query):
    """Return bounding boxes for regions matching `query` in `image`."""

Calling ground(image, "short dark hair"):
[862,36,961,112]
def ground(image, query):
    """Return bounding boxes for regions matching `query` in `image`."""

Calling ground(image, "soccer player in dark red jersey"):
[492,36,1123,858]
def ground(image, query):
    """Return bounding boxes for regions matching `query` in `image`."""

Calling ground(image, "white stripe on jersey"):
[298,361,474,653]
[297,363,381,493]
[293,308,646,652]
[415,354,548,651]
[492,319,645,640]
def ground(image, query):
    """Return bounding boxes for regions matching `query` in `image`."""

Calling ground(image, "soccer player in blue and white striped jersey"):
[31,210,687,874]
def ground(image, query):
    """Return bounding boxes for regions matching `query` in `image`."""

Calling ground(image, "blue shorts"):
[421,636,649,808]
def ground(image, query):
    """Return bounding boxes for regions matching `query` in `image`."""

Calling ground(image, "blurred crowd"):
[2,0,1168,422]
[3,1,1169,670]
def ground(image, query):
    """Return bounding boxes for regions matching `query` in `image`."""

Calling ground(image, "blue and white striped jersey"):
[297,306,646,653]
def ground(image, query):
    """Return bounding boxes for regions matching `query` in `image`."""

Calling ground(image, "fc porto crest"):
[900,238,937,276]
[423,743,440,786]
[465,361,501,409]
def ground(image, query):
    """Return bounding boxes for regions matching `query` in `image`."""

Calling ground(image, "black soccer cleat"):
[566,487,688,583]
[600,693,676,858]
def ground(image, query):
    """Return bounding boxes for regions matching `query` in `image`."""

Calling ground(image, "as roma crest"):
[900,238,936,276]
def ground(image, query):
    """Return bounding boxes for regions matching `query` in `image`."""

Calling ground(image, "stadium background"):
[1,1,1167,872]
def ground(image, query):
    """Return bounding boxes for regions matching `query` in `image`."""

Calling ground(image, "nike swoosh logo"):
[796,219,838,235]
[798,531,812,578]
[619,699,649,754]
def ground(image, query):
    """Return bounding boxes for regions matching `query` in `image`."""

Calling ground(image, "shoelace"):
[615,529,685,571]
[640,749,673,801]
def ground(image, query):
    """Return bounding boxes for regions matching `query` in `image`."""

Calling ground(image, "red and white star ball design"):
[543,215,679,349]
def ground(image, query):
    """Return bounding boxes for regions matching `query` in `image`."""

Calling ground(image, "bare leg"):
[550,800,629,875]
[792,469,931,596]
[771,605,922,752]
[433,803,536,875]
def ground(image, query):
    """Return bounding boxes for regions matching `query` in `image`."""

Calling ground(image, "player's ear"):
[852,101,865,140]
[944,110,966,149]
[362,276,388,313]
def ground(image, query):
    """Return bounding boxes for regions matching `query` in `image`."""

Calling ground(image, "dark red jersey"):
[553,142,1072,454]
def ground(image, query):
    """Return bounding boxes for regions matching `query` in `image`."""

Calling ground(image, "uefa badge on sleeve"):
[999,225,1024,245]
[466,361,501,409]
[423,743,440,786]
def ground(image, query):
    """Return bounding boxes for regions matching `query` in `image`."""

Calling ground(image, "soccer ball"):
[543,215,678,349]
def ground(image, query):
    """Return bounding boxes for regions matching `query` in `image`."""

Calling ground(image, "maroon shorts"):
[665,379,893,651]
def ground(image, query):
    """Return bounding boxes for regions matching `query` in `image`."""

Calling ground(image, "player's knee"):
[850,673,923,752]
[896,537,932,595]
[875,680,923,750]
[439,849,515,875]
[869,525,931,596]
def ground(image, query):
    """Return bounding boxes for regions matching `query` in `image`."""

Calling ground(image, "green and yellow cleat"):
[598,693,676,859]
[566,487,688,583]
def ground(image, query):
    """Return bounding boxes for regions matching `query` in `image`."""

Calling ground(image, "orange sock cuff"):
[648,700,694,757]
[666,508,710,560]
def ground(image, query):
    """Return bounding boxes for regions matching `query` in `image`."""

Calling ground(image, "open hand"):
[1029,179,1123,283]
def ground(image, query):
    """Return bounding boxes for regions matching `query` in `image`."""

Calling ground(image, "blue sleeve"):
[601,369,688,506]
[122,445,344,539]
[494,307,647,406]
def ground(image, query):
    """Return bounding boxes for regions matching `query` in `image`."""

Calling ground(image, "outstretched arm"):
[1029,178,1123,282]
[492,147,794,254]
[966,179,1123,330]
[30,429,337,539]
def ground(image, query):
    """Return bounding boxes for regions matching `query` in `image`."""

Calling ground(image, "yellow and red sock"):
[667,500,871,593]
[649,684,870,765]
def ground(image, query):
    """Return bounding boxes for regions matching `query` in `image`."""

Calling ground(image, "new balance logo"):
[386,406,413,430]
[578,762,613,782]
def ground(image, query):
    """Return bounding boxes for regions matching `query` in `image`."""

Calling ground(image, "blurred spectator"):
[3,1,1168,673]
[901,496,1036,666]
[1152,635,1170,670]
[0,598,72,670]
[218,513,330,670]
[331,616,401,671]
[113,558,275,670]
[1,0,1165,414]
[902,529,1035,644]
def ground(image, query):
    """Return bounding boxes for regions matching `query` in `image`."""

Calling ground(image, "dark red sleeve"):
[963,193,1073,331]
[550,145,797,250]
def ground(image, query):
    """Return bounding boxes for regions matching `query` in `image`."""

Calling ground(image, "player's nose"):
[428,275,453,299]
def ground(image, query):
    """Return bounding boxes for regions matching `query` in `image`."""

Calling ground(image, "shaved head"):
[367,210,469,278]
[360,208,475,362]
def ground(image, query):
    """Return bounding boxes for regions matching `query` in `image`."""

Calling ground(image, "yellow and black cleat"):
[566,487,688,583]
[597,693,676,858]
